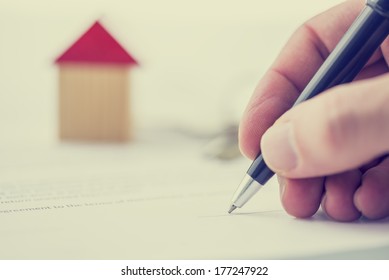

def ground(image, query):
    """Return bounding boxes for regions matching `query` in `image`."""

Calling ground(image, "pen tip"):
[228,205,237,214]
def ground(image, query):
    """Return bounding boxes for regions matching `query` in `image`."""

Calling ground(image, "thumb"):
[260,73,389,178]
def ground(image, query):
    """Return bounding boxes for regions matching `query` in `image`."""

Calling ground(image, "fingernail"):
[321,194,328,216]
[261,123,298,172]
[353,188,362,212]
[277,175,286,200]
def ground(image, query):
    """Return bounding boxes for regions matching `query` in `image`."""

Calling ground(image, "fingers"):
[278,175,324,219]
[280,157,389,222]
[239,71,299,159]
[321,170,362,222]
[239,0,367,159]
[354,156,389,219]
[279,172,362,222]
[261,74,389,178]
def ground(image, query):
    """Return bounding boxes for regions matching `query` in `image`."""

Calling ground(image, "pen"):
[228,0,389,214]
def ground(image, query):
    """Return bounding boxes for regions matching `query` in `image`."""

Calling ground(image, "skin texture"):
[239,0,389,222]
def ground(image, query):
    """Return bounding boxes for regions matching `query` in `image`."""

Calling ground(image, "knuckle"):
[320,90,359,154]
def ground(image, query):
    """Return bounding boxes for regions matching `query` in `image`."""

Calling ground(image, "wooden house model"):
[55,21,137,142]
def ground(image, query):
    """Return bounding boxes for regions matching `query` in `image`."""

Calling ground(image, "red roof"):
[56,21,137,65]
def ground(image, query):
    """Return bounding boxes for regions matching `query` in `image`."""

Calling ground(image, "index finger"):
[239,0,370,159]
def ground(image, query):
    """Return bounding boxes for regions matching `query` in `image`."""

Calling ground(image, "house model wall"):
[55,21,137,142]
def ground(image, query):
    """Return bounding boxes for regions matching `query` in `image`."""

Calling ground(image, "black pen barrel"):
[295,2,389,105]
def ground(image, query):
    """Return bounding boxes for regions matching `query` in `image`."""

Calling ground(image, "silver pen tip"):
[228,205,237,214]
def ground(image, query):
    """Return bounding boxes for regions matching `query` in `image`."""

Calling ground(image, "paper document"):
[1,133,389,259]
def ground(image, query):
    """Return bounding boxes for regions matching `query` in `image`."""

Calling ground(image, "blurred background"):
[5,1,389,261]
[0,0,342,149]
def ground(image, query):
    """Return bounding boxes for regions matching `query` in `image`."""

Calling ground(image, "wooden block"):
[58,64,131,142]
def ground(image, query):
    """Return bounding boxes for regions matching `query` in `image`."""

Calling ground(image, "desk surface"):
[0,131,388,259]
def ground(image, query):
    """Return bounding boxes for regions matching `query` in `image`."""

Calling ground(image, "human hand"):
[239,0,389,222]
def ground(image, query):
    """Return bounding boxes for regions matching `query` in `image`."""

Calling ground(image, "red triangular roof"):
[56,21,137,65]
